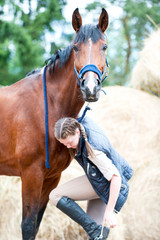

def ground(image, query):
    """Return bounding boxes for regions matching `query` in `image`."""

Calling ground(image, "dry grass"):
[0,86,160,239]
[130,28,160,97]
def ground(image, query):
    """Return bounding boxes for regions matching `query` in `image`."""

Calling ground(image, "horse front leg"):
[21,164,44,240]
[35,175,61,235]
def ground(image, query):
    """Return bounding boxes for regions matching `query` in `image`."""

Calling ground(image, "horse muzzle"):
[74,60,109,102]
[80,75,101,102]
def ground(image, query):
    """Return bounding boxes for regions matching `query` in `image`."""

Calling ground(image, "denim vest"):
[74,117,133,212]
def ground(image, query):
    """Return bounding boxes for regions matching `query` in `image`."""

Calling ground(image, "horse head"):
[72,8,109,102]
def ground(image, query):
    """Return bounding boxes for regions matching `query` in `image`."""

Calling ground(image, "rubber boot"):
[57,196,110,240]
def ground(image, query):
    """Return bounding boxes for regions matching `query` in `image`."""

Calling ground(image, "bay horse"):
[0,8,109,240]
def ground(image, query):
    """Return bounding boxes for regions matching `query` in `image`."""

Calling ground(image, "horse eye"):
[73,45,79,52]
[102,45,108,51]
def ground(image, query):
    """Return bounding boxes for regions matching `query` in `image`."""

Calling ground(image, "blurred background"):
[0,1,160,240]
[0,0,160,86]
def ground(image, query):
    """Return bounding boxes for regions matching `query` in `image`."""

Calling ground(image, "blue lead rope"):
[77,106,91,123]
[43,66,50,169]
[42,63,107,169]
[101,89,107,95]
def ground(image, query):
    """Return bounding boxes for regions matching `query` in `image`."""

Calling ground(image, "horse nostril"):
[97,79,101,86]
[81,79,85,87]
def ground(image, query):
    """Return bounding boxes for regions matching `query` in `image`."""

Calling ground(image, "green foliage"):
[86,0,160,86]
[86,1,106,11]
[0,0,66,85]
[1,0,160,87]
[107,0,160,85]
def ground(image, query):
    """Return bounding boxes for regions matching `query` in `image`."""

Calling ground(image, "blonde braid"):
[54,117,95,159]
[79,123,95,159]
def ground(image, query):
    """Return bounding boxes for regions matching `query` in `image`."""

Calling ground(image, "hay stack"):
[0,176,22,240]
[88,86,160,170]
[130,28,160,97]
[88,86,160,240]
[0,86,160,240]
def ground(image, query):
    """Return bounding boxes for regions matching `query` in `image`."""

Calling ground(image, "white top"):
[89,149,120,181]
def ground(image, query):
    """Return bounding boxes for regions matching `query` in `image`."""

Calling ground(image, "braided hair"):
[54,117,95,159]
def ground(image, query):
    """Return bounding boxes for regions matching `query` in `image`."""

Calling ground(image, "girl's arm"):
[89,149,121,227]
[103,174,121,228]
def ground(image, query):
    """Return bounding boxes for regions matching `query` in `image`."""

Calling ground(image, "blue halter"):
[74,58,109,85]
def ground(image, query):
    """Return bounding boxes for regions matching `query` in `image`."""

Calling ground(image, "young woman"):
[49,116,133,240]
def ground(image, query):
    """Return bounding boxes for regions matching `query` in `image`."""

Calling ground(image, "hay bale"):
[88,86,160,170]
[130,28,160,96]
[0,176,22,240]
[0,86,160,240]
[88,86,160,240]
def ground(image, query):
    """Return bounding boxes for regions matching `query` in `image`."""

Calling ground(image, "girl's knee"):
[49,189,62,206]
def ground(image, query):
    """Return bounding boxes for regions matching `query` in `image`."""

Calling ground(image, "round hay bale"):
[87,86,160,240]
[0,176,22,240]
[124,160,160,240]
[88,86,160,170]
[130,28,160,97]
[0,86,160,239]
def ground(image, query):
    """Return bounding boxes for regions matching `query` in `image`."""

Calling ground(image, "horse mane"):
[26,69,41,77]
[45,45,73,74]
[25,45,73,77]
[26,24,104,76]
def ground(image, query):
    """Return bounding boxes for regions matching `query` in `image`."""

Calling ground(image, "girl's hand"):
[102,174,121,228]
[103,209,117,228]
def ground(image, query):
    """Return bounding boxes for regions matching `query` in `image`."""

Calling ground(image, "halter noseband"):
[74,58,109,85]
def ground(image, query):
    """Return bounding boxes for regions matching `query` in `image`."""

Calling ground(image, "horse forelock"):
[73,24,104,45]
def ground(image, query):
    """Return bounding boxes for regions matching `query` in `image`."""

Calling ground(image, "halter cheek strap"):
[74,58,109,85]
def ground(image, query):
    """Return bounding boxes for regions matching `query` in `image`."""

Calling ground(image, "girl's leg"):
[87,199,106,225]
[49,175,110,240]
[49,174,99,206]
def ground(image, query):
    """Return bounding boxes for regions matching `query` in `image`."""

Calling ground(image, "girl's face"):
[58,128,80,149]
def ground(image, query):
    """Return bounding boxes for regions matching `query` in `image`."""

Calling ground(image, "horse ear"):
[72,8,82,32]
[98,8,109,33]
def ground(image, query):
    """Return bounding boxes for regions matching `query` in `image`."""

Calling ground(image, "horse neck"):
[46,54,84,119]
